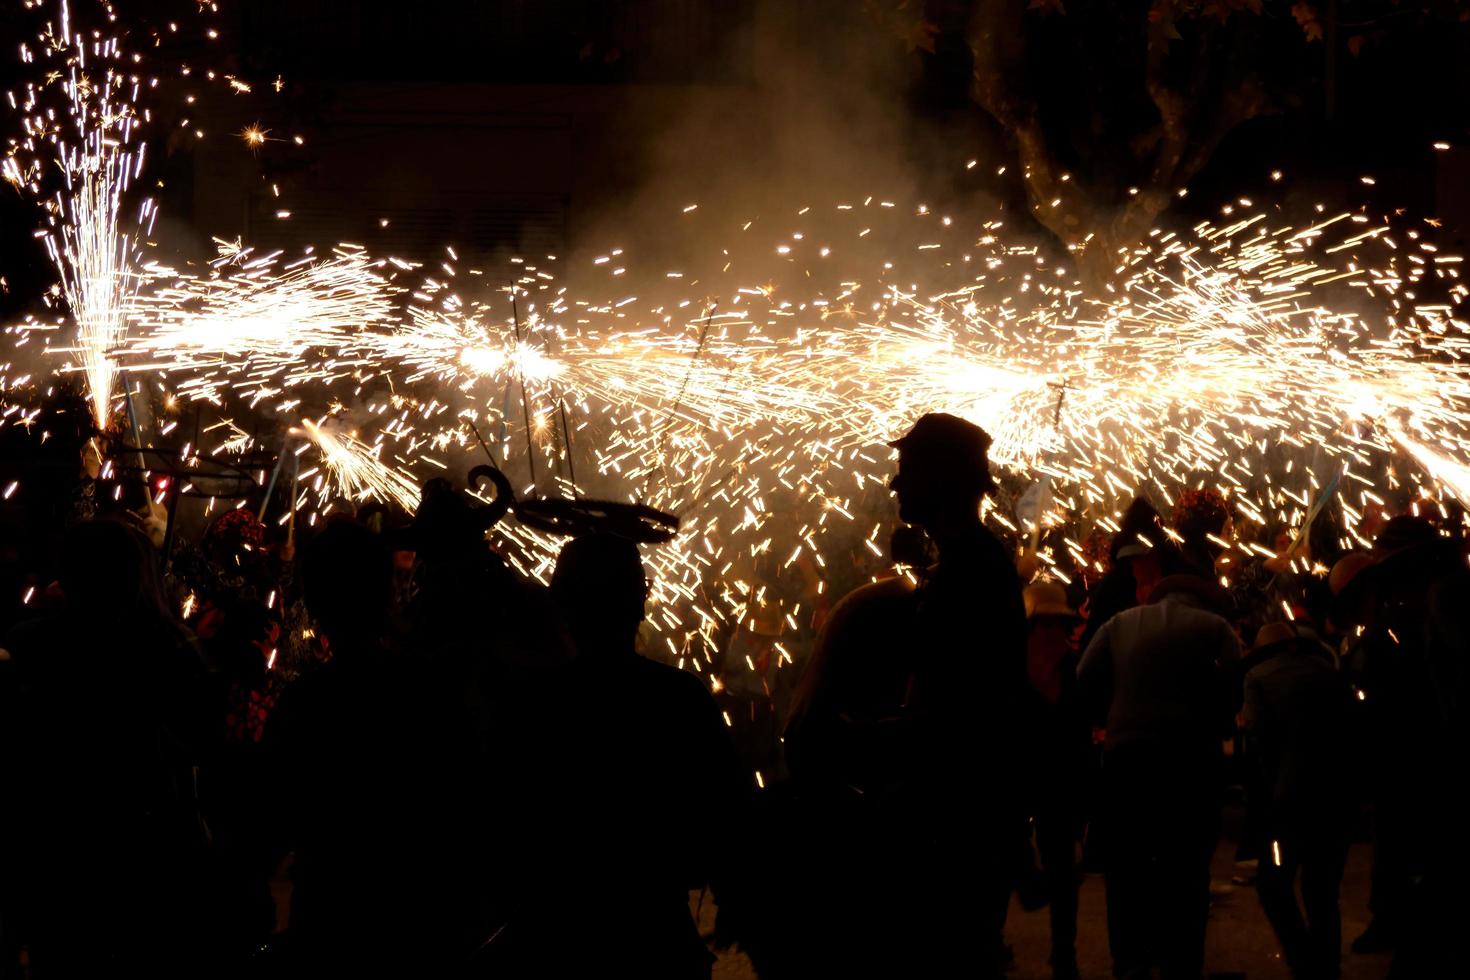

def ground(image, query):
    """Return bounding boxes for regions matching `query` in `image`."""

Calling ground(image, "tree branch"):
[965,1,1099,246]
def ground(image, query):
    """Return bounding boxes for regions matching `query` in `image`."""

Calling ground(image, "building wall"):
[188,1,794,264]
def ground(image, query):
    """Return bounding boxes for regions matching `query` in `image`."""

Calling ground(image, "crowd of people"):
[0,409,1466,980]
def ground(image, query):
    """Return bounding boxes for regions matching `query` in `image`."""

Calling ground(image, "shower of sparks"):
[118,244,402,401]
[297,418,422,515]
[7,2,1470,683]
[5,3,157,430]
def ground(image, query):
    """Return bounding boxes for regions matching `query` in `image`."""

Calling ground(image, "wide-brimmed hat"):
[385,476,504,559]
[1250,620,1334,664]
[888,413,995,492]
[888,412,992,457]
[1327,551,1376,625]
[1024,581,1078,620]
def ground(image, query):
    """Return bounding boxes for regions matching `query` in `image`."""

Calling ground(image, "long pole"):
[466,418,500,468]
[119,370,146,470]
[558,397,577,493]
[643,302,717,500]
[258,432,291,521]
[510,284,537,492]
[161,471,182,570]
[1030,379,1070,553]
[286,447,300,557]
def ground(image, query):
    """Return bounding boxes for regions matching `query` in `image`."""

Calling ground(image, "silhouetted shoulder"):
[828,576,917,621]
[629,654,722,709]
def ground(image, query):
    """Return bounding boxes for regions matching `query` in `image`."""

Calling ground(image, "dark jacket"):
[1242,639,1356,828]
[1077,592,1242,752]
[525,653,746,977]
[0,608,209,970]
[260,643,486,974]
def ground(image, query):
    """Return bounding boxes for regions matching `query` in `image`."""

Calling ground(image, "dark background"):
[2,0,1469,314]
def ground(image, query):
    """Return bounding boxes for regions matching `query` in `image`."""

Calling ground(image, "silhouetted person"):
[784,526,923,795]
[748,526,922,977]
[259,520,484,978]
[1078,574,1242,980]
[1391,526,1470,979]
[891,413,1033,975]
[784,413,1029,976]
[0,519,209,979]
[1023,581,1092,980]
[1075,500,1183,878]
[536,532,746,979]
[195,593,283,963]
[1078,497,1182,652]
[1242,621,1356,980]
[398,477,572,749]
[1344,518,1454,958]
[1339,517,1470,975]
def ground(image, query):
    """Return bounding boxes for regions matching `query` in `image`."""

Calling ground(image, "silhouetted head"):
[203,507,267,567]
[1112,498,1165,560]
[1251,621,1299,656]
[394,476,499,563]
[301,519,392,647]
[1360,514,1464,602]
[1172,487,1232,566]
[887,413,995,529]
[1371,514,1446,562]
[61,518,168,619]
[550,533,648,655]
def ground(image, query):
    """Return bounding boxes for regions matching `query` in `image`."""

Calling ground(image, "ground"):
[703,812,1388,980]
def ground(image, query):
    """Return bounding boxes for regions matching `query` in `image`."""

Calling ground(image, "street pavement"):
[705,827,1388,979]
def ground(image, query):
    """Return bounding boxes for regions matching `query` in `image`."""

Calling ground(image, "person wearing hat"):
[783,413,1029,976]
[1022,582,1091,980]
[887,412,1034,976]
[1242,621,1356,980]
[1076,572,1243,980]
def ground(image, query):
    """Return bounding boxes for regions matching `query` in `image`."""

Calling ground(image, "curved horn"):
[466,464,515,529]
